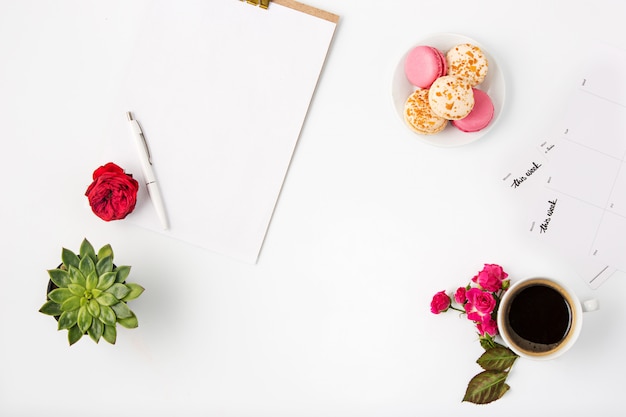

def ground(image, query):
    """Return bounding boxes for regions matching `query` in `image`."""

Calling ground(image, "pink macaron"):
[404,45,447,89]
[451,88,494,132]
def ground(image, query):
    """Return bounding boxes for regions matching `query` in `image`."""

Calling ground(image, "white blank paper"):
[107,0,338,263]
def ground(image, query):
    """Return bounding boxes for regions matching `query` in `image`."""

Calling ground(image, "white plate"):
[391,33,506,147]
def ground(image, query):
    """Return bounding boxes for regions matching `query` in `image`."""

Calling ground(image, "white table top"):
[1,1,625,415]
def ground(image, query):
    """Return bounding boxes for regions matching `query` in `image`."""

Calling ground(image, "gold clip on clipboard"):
[243,0,271,9]
[240,0,339,23]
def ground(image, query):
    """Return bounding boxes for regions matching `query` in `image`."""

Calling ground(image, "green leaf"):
[106,283,130,300]
[48,269,71,288]
[88,298,101,318]
[78,255,96,278]
[102,324,117,344]
[39,300,62,316]
[96,292,119,307]
[97,244,113,262]
[68,325,83,346]
[115,265,131,283]
[85,271,98,291]
[77,305,93,333]
[118,312,138,329]
[48,288,74,304]
[88,317,103,343]
[79,238,97,264]
[98,305,117,326]
[477,347,519,372]
[111,302,133,319]
[61,248,80,269]
[96,272,116,291]
[122,283,145,302]
[96,255,113,276]
[67,283,85,297]
[462,370,510,405]
[68,266,86,287]
[60,296,81,312]
[58,309,79,330]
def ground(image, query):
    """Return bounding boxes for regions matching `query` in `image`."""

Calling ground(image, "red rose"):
[430,290,451,314]
[85,162,139,221]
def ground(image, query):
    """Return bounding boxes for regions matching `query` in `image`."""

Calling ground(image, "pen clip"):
[139,131,153,165]
[127,111,153,165]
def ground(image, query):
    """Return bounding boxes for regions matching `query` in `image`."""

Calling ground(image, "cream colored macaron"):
[446,43,489,86]
[404,88,448,135]
[428,75,475,120]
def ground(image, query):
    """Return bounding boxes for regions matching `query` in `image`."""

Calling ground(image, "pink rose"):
[430,291,451,314]
[472,264,508,292]
[454,287,467,304]
[476,317,498,336]
[464,288,496,321]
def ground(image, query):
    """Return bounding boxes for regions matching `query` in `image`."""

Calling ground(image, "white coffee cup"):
[497,277,599,360]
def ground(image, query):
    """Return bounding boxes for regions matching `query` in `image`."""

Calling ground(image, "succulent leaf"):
[97,244,114,261]
[96,272,116,291]
[77,305,93,333]
[79,255,96,277]
[88,298,101,318]
[39,300,62,316]
[85,272,98,291]
[106,283,131,300]
[67,283,85,297]
[103,324,116,344]
[112,302,133,319]
[68,266,86,287]
[117,312,138,329]
[96,292,119,307]
[88,317,103,343]
[61,296,81,312]
[58,310,79,330]
[48,288,74,304]
[61,248,80,269]
[122,283,145,302]
[68,325,83,345]
[99,305,117,326]
[96,255,113,276]
[115,265,131,283]
[48,269,71,288]
[79,239,97,264]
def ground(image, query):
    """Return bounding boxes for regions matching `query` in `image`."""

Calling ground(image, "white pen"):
[126,111,169,230]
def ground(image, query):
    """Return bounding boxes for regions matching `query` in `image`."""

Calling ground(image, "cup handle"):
[582,298,599,312]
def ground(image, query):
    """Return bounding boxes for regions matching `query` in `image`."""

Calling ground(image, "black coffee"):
[507,284,572,348]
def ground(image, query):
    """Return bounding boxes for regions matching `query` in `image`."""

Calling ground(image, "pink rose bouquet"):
[429,264,518,405]
[430,263,509,346]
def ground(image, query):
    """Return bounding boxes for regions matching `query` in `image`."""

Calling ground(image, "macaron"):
[404,45,448,89]
[446,43,488,86]
[428,75,474,120]
[403,88,448,135]
[451,88,494,132]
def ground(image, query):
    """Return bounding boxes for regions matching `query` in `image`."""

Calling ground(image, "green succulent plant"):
[39,238,144,345]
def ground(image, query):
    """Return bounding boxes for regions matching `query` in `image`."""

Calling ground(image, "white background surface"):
[1,0,625,416]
